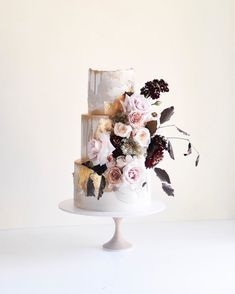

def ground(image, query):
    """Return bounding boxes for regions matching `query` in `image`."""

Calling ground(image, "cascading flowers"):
[84,78,199,198]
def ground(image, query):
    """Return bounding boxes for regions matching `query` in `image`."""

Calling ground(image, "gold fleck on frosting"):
[78,164,93,192]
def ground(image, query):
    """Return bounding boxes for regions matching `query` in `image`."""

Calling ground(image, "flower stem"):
[158,124,190,136]
[166,136,200,155]
[158,124,175,129]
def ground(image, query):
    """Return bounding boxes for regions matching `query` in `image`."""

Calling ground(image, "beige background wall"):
[0,0,234,229]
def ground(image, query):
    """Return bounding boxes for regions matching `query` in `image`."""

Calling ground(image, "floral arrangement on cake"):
[81,79,199,199]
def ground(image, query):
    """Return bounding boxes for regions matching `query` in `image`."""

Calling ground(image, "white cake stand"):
[59,199,165,251]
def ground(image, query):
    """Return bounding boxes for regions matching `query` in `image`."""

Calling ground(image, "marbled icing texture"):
[88,68,135,114]
[74,160,151,212]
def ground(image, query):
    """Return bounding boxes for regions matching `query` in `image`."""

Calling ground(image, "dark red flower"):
[145,135,167,168]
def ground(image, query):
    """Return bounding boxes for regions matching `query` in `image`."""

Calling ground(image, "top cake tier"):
[88,68,135,114]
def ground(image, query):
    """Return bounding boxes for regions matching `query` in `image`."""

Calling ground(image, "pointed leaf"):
[152,100,162,106]
[160,106,174,124]
[167,140,175,160]
[87,176,95,197]
[145,120,158,136]
[154,167,171,184]
[82,160,93,169]
[184,142,192,156]
[92,164,107,175]
[125,91,134,97]
[195,154,200,167]
[162,182,174,196]
[98,175,106,199]
[176,126,190,136]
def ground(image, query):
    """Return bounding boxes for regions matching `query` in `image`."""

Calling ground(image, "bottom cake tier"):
[73,160,151,212]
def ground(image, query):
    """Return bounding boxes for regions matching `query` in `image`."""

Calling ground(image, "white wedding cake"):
[74,68,152,212]
[73,68,199,211]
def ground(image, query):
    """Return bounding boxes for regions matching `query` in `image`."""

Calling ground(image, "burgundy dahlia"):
[145,135,168,168]
[145,149,164,168]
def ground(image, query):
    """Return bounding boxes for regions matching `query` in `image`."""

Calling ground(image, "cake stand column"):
[103,217,132,251]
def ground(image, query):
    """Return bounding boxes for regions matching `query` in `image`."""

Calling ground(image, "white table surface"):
[0,220,235,294]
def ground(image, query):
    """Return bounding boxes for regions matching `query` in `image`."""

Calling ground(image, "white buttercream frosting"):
[73,68,153,212]
[74,160,151,212]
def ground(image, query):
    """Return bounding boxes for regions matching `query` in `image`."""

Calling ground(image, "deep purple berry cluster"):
[140,79,169,100]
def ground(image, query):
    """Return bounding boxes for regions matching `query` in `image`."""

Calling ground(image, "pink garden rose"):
[122,158,144,185]
[87,133,115,166]
[106,166,122,185]
[114,122,132,138]
[87,139,101,164]
[133,127,150,147]
[128,111,146,128]
[124,93,151,114]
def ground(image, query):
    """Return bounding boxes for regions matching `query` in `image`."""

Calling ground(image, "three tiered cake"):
[74,68,151,212]
[73,68,199,212]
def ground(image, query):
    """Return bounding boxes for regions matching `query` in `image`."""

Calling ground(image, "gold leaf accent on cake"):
[127,85,134,93]
[78,164,93,192]
[90,173,102,197]
[104,96,124,116]
[118,94,126,102]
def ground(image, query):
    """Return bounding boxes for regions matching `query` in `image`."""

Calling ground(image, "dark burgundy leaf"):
[184,142,192,156]
[162,182,174,196]
[82,161,93,168]
[154,167,171,184]
[160,106,174,124]
[176,127,190,136]
[110,134,123,148]
[145,120,158,136]
[142,182,147,187]
[98,176,106,199]
[125,91,134,96]
[87,176,95,197]
[195,154,200,167]
[167,140,175,160]
[112,147,124,158]
[92,164,107,175]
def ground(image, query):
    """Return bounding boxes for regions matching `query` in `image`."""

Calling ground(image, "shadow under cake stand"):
[59,199,165,251]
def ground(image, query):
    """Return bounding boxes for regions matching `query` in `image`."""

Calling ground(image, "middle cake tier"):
[81,114,112,161]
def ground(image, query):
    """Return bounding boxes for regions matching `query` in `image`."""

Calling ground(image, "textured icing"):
[74,160,151,212]
[88,68,135,114]
[73,68,152,212]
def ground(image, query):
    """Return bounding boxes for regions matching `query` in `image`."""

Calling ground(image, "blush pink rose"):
[114,122,132,138]
[122,162,144,185]
[128,111,145,128]
[106,166,122,185]
[133,127,150,147]
[87,139,101,163]
[125,94,151,114]
[123,165,141,184]
[87,133,115,166]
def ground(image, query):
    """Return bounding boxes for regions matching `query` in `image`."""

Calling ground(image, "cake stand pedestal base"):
[103,218,132,251]
[59,199,165,251]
